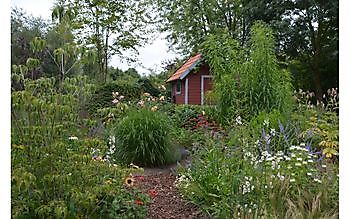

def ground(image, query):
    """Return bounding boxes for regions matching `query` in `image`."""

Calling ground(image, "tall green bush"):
[244,22,293,117]
[111,109,177,167]
[202,33,245,125]
[202,22,293,124]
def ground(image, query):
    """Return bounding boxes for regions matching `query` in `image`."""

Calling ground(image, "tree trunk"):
[61,53,65,82]
[104,28,109,83]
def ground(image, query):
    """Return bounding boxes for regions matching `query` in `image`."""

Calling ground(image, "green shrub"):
[244,22,293,117]
[111,109,175,167]
[87,82,141,115]
[11,138,147,218]
[138,78,161,97]
[11,89,80,147]
[202,21,293,124]
[169,105,203,128]
[177,132,338,218]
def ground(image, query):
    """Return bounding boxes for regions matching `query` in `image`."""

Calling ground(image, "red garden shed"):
[166,54,213,105]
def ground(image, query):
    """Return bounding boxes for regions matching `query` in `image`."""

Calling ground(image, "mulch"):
[133,164,207,219]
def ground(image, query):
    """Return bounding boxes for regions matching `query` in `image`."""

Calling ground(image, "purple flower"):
[278,121,284,132]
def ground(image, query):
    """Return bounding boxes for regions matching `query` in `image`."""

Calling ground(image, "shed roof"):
[166,53,202,82]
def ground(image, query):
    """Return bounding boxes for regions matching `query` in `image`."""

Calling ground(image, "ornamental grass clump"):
[112,108,174,167]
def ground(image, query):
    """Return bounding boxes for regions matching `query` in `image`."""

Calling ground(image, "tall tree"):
[58,0,154,83]
[155,0,338,97]
[279,0,338,99]
[155,0,246,54]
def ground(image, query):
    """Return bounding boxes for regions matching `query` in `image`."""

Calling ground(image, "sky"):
[10,0,180,76]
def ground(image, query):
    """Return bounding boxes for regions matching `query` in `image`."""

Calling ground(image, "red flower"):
[134,199,143,205]
[149,189,158,198]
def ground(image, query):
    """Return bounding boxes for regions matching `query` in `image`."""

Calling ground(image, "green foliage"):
[109,189,150,219]
[138,78,161,97]
[87,82,141,116]
[64,0,154,82]
[111,109,175,167]
[12,138,147,218]
[155,0,245,53]
[177,126,338,218]
[11,77,149,218]
[169,105,201,127]
[155,0,338,97]
[291,88,339,159]
[11,76,95,147]
[202,22,293,124]
[244,22,293,117]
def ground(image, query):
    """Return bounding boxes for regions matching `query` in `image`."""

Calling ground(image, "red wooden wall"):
[171,64,212,105]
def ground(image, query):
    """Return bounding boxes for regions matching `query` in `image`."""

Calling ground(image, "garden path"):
[134,159,207,219]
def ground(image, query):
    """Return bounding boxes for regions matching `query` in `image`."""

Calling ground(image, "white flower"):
[262,151,269,156]
[295,162,302,166]
[68,136,78,140]
[314,178,322,183]
[296,157,302,161]
[112,99,119,104]
[307,159,313,163]
[118,95,125,100]
[322,164,327,168]
[291,153,296,158]
[263,119,269,126]
[307,172,312,176]
[302,161,307,165]
[138,100,145,107]
[290,178,296,182]
[159,96,165,101]
[112,91,119,98]
[236,116,242,125]
[270,129,276,136]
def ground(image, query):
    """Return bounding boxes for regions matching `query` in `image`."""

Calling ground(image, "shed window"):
[176,80,181,94]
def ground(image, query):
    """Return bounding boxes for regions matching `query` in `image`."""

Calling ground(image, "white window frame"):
[201,75,214,105]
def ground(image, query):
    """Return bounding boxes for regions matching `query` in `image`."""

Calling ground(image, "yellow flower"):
[151,105,158,112]
[13,144,25,150]
[124,176,135,187]
[322,148,338,158]
[105,179,113,185]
